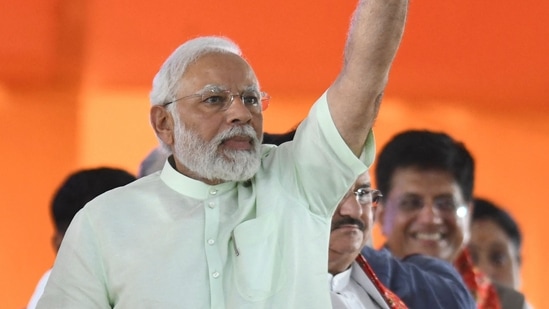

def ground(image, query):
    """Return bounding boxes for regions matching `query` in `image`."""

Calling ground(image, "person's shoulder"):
[362,246,391,259]
[26,269,52,309]
[493,282,526,309]
[361,247,476,309]
[97,174,153,195]
[82,174,160,210]
[363,246,455,272]
[401,252,455,269]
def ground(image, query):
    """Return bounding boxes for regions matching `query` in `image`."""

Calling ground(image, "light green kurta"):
[37,92,375,309]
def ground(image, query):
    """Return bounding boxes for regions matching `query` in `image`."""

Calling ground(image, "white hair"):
[149,36,242,106]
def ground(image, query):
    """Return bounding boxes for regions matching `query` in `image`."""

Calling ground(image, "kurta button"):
[207,239,215,245]
[209,189,218,195]
[208,202,215,208]
[212,271,220,278]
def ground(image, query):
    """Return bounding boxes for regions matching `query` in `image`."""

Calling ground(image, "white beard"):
[172,118,261,182]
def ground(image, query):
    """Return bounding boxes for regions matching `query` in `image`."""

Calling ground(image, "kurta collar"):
[160,156,238,200]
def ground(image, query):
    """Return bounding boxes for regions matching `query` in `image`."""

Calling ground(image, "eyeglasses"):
[396,195,468,218]
[352,188,383,206]
[163,89,270,113]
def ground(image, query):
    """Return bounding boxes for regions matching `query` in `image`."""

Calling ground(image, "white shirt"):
[26,269,51,309]
[328,262,388,309]
[37,93,375,309]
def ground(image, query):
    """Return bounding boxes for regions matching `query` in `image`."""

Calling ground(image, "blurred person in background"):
[137,147,167,178]
[469,197,533,308]
[330,171,475,308]
[26,167,136,309]
[372,129,528,309]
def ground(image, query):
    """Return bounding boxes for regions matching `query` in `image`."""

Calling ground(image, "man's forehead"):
[180,53,259,89]
[353,172,372,188]
[197,84,259,92]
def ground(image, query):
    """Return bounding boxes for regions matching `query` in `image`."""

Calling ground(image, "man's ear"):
[150,105,175,148]
[52,232,63,253]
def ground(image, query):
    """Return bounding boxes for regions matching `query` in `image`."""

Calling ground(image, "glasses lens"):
[371,190,382,204]
[201,91,230,108]
[196,89,269,113]
[241,91,261,108]
[354,189,379,205]
[397,196,464,217]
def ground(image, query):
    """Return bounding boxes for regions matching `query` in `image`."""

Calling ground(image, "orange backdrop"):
[1,0,548,308]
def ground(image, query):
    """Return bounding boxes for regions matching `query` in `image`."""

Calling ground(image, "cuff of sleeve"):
[315,91,376,169]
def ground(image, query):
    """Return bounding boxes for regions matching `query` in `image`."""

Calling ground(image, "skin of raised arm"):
[327,0,408,156]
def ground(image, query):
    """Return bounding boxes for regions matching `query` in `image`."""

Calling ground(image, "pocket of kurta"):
[231,215,286,302]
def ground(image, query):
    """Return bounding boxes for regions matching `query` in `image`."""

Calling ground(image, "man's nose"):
[338,196,363,218]
[476,254,496,278]
[416,202,443,224]
[225,96,253,124]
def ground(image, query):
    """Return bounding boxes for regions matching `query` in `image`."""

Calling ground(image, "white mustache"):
[215,125,258,145]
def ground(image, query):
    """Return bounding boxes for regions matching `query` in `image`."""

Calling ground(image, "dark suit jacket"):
[494,282,526,309]
[361,246,476,309]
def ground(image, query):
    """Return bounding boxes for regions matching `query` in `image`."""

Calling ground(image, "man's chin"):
[214,157,260,181]
[219,149,253,161]
[338,246,362,258]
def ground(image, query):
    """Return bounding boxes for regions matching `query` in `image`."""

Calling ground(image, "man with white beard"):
[37,0,408,307]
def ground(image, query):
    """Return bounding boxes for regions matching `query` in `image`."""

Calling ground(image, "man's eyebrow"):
[434,193,456,199]
[196,84,259,93]
[354,182,372,190]
[243,85,259,92]
[401,192,422,198]
[198,84,227,93]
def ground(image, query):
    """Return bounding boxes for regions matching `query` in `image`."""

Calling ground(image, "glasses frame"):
[162,89,270,112]
[393,195,469,218]
[352,188,383,206]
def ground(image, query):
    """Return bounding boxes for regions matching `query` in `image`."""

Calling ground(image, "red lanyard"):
[355,254,409,309]
[454,249,502,309]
